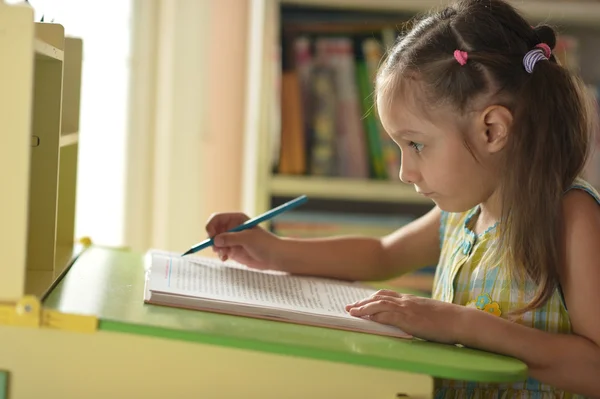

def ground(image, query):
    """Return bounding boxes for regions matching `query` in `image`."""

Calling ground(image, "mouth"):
[417,191,434,197]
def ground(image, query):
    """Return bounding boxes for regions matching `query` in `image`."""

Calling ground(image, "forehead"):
[376,74,474,139]
[376,71,486,140]
[377,73,425,117]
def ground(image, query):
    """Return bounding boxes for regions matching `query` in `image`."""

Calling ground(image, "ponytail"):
[498,41,593,313]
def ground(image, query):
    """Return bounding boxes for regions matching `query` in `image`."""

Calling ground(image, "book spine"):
[362,38,401,180]
[308,39,338,176]
[332,37,369,178]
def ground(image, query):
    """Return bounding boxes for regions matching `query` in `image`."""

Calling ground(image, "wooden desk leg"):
[0,326,433,399]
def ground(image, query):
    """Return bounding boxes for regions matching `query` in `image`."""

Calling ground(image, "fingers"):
[345,289,402,311]
[346,291,414,329]
[216,246,230,262]
[205,213,220,237]
[213,230,253,248]
[205,212,250,237]
[216,245,244,262]
[347,297,403,317]
[348,299,405,326]
[373,289,401,298]
[212,229,261,263]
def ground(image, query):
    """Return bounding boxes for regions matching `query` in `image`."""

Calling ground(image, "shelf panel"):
[1,4,35,302]
[34,39,64,61]
[24,270,54,298]
[61,37,83,134]
[280,0,600,26]
[270,175,432,204]
[59,132,78,147]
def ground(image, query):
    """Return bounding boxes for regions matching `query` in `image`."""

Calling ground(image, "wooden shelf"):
[1,4,35,301]
[270,175,432,204]
[281,0,600,26]
[241,0,600,217]
[25,270,54,298]
[1,2,83,302]
[34,39,64,61]
[61,38,83,135]
[59,132,78,147]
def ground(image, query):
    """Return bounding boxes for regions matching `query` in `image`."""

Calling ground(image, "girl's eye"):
[409,141,424,153]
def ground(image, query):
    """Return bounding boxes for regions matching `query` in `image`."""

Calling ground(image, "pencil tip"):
[181,249,193,257]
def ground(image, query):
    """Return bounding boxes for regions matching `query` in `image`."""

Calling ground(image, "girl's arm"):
[456,190,600,397]
[278,205,442,281]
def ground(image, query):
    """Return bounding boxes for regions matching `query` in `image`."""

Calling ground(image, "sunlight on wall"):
[10,0,132,246]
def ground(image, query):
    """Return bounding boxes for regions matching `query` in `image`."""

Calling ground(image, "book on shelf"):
[143,249,411,339]
[274,11,600,189]
[276,8,406,181]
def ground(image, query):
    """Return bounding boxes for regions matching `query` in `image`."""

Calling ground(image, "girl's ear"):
[477,105,513,154]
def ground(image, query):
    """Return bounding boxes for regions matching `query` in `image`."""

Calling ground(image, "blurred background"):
[7,0,600,292]
[7,0,249,253]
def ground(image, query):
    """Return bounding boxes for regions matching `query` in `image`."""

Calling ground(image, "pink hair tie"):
[454,49,468,66]
[535,43,551,58]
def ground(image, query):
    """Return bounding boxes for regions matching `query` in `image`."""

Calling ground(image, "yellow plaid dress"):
[432,178,599,399]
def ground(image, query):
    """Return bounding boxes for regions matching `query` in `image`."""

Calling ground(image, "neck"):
[477,189,502,233]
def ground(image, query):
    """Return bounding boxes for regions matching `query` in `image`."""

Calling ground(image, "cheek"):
[428,144,478,186]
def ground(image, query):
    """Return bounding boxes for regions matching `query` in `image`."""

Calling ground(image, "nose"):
[399,156,420,184]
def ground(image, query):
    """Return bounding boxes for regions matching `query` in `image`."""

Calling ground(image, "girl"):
[206,0,600,397]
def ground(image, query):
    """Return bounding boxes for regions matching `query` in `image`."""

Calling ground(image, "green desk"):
[38,247,527,398]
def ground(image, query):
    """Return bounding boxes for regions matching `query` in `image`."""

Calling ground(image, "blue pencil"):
[181,195,308,256]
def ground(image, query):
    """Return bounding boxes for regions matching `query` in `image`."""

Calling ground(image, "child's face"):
[378,97,500,213]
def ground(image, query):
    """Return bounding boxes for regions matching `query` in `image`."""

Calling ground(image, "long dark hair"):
[376,0,597,314]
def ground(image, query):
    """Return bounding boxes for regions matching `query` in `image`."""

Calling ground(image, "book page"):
[148,252,376,317]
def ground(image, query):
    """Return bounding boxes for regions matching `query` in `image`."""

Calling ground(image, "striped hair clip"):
[523,43,551,73]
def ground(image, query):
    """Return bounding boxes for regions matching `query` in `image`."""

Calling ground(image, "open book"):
[143,250,411,339]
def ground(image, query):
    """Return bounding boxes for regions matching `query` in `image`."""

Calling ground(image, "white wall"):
[124,0,249,253]
[10,0,249,253]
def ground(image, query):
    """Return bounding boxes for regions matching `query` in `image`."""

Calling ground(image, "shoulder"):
[561,187,600,269]
[562,182,600,229]
[561,184,600,261]
[562,177,600,238]
[560,185,600,345]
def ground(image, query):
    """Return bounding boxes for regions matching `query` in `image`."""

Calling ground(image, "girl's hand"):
[204,212,282,270]
[345,289,467,344]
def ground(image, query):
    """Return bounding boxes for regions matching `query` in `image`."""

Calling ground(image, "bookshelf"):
[241,0,600,292]
[281,0,600,24]
[0,3,83,302]
[242,0,600,216]
[271,175,431,203]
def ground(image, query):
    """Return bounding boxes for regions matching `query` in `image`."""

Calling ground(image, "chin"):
[431,197,477,213]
